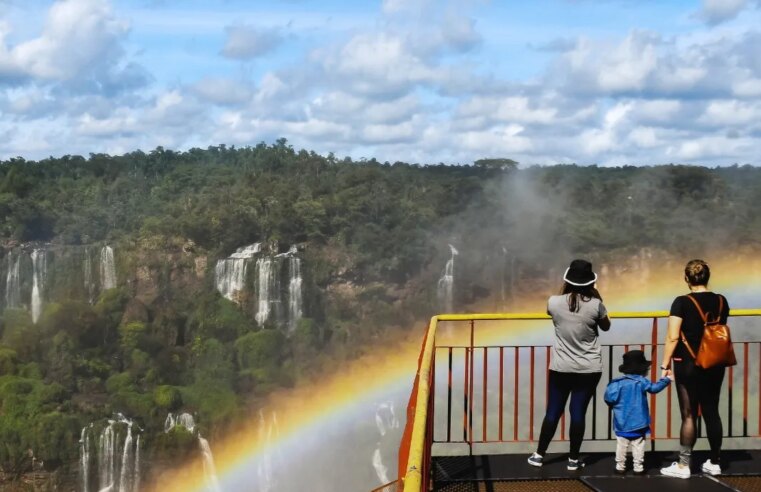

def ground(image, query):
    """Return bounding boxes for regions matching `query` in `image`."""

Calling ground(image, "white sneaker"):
[661,462,690,479]
[702,459,721,476]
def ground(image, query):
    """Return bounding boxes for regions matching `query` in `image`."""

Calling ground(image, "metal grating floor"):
[432,451,761,492]
[719,476,761,492]
[434,479,592,492]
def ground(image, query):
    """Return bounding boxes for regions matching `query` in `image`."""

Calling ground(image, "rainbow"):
[150,256,761,491]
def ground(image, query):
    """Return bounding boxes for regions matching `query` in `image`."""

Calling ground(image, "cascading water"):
[214,243,261,302]
[118,424,134,492]
[80,425,90,492]
[372,402,400,485]
[164,413,176,433]
[255,258,274,325]
[437,244,458,313]
[287,251,302,333]
[80,414,140,492]
[5,252,21,309]
[31,249,46,323]
[133,435,140,492]
[199,435,222,492]
[164,412,221,492]
[257,410,281,492]
[98,421,115,489]
[100,246,117,290]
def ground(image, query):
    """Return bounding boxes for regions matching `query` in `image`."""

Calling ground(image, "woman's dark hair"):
[685,259,710,286]
[560,282,602,312]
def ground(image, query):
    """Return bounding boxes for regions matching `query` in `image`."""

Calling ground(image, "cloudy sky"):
[1,0,760,165]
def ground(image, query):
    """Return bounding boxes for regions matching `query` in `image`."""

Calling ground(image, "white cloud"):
[191,77,254,105]
[457,96,557,124]
[0,0,129,82]
[220,24,283,60]
[700,99,761,126]
[694,0,749,25]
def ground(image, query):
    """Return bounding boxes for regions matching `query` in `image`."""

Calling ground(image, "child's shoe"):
[527,452,543,467]
[567,458,584,471]
[701,459,721,476]
[615,465,626,475]
[660,462,690,479]
[633,465,645,475]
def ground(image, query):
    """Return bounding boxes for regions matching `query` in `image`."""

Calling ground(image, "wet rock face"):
[121,298,150,325]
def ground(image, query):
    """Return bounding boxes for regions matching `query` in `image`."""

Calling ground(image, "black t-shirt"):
[669,292,729,360]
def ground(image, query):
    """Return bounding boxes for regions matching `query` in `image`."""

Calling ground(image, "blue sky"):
[1,0,760,165]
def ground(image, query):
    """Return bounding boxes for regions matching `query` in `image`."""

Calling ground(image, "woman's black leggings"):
[536,370,601,459]
[674,359,725,464]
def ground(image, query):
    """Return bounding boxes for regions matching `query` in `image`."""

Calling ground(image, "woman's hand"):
[661,368,672,379]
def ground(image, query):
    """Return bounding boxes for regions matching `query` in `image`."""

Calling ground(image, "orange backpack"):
[680,294,737,369]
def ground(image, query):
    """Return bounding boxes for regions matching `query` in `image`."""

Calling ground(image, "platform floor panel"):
[435,479,592,491]
[433,450,761,492]
[719,476,761,492]
[582,476,736,492]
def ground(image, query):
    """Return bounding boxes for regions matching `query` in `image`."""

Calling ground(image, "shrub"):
[154,385,183,411]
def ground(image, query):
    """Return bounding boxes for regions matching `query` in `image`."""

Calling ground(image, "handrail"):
[400,309,761,491]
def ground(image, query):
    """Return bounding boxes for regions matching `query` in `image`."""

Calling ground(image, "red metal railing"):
[393,310,761,492]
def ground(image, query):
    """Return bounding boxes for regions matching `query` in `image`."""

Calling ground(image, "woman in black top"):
[659,259,729,479]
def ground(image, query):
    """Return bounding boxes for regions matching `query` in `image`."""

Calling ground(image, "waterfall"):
[255,258,274,325]
[214,243,261,302]
[31,249,46,323]
[198,435,222,492]
[100,246,117,290]
[118,424,133,492]
[257,410,275,492]
[5,252,21,309]
[133,435,140,492]
[372,448,390,484]
[80,426,90,492]
[287,253,302,333]
[164,412,220,492]
[437,244,458,313]
[164,413,176,433]
[178,412,196,433]
[372,402,400,486]
[98,421,115,490]
[164,412,195,433]
[80,415,141,492]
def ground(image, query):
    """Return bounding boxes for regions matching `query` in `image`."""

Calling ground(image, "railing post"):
[743,342,749,437]
[469,320,475,455]
[650,317,658,451]
[483,347,488,443]
[499,346,504,441]
[446,348,452,443]
[514,346,519,441]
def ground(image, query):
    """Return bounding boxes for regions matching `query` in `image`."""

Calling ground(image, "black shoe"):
[615,467,626,475]
[568,458,585,471]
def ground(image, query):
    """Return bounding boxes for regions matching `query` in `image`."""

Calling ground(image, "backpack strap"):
[685,294,708,323]
[686,293,722,323]
[679,329,698,360]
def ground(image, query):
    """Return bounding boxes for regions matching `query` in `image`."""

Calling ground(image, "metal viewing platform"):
[376,310,761,492]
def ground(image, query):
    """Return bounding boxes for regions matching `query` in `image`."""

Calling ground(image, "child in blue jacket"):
[604,350,671,474]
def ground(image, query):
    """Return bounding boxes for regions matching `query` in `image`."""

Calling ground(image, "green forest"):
[2,140,761,485]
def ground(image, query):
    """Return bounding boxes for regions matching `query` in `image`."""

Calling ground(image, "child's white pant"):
[616,436,646,470]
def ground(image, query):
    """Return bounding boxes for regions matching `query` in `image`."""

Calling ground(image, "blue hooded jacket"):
[604,374,670,436]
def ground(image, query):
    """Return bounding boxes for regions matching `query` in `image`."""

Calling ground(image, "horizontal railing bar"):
[438,342,761,349]
[434,309,761,322]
